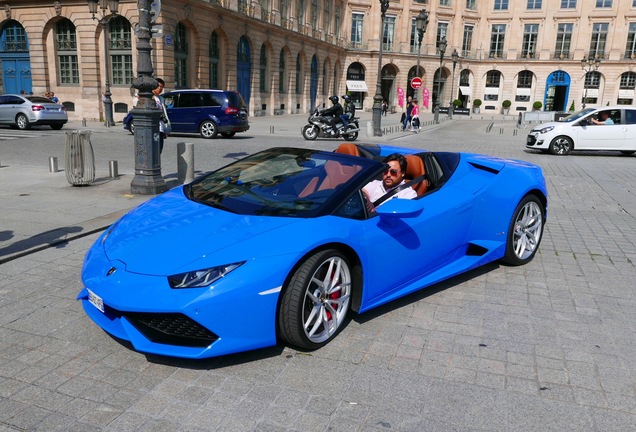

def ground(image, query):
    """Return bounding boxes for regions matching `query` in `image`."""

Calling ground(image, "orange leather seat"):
[404,154,428,196]
[335,143,360,156]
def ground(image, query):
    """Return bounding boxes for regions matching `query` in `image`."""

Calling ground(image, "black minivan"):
[162,89,249,139]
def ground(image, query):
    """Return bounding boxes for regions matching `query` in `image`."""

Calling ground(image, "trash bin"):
[65,130,95,186]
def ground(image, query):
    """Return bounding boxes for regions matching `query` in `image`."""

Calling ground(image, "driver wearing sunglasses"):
[363,153,417,211]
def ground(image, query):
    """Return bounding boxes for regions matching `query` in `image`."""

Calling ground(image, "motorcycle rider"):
[339,95,356,132]
[320,95,343,135]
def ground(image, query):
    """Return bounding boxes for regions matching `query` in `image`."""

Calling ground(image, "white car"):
[526,106,636,155]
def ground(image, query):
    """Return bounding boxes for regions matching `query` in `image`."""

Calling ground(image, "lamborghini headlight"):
[168,262,245,288]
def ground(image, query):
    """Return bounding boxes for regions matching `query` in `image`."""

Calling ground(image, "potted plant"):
[502,99,512,115]
[473,98,482,114]
[532,101,543,111]
[453,99,463,109]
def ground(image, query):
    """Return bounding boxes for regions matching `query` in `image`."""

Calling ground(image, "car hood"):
[530,121,560,131]
[103,188,301,274]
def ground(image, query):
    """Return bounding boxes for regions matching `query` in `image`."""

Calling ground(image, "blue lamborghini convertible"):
[78,143,547,359]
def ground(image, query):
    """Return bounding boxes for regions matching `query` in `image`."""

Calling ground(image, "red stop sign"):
[411,77,422,89]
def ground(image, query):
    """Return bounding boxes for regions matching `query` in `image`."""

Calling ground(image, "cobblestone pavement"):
[1,117,635,431]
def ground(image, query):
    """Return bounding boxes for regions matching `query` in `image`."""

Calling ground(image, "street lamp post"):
[88,0,119,127]
[372,0,390,136]
[130,0,167,195]
[449,49,459,119]
[433,37,447,124]
[414,10,429,103]
[581,54,601,109]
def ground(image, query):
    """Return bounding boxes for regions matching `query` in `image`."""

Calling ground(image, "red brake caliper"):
[325,268,341,321]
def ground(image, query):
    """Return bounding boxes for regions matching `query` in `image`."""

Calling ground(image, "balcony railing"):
[552,51,572,59]
[518,51,537,59]
[1,41,27,51]
[624,51,636,60]
[348,41,368,50]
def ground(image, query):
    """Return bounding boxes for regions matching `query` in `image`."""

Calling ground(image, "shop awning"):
[459,86,471,95]
[516,88,531,96]
[346,80,368,92]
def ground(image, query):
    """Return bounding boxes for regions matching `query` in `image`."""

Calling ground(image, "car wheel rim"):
[302,256,351,344]
[554,138,570,154]
[202,122,215,137]
[17,116,26,128]
[513,201,543,260]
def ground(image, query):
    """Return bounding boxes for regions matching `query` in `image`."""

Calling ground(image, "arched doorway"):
[346,62,367,109]
[310,55,318,110]
[381,64,398,108]
[0,20,32,94]
[406,65,424,100]
[544,71,570,111]
[237,36,252,107]
[433,67,448,109]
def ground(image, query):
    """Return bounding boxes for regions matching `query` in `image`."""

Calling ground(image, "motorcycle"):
[302,108,360,141]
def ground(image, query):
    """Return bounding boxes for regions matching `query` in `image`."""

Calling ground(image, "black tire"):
[50,124,64,130]
[16,113,30,130]
[279,249,352,350]
[343,131,359,141]
[129,120,135,135]
[302,124,319,140]
[549,136,573,155]
[501,194,545,266]
[199,120,218,139]
[220,132,236,138]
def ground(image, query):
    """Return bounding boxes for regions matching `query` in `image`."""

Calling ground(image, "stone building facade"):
[0,0,634,122]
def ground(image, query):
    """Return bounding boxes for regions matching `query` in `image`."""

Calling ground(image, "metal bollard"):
[270,126,275,134]
[49,156,58,173]
[109,160,119,178]
[177,142,195,184]
[82,118,87,127]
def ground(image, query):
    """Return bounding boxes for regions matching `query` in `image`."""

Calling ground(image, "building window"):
[527,0,542,9]
[1,21,28,51]
[561,0,576,7]
[618,72,636,105]
[295,54,303,94]
[462,25,474,57]
[297,0,305,25]
[209,32,219,89]
[383,16,396,52]
[440,0,451,6]
[584,71,600,105]
[55,19,79,85]
[494,0,508,10]
[489,24,506,58]
[517,70,533,88]
[350,13,364,49]
[437,22,448,54]
[486,70,501,87]
[410,18,418,53]
[589,23,608,59]
[466,0,477,9]
[174,23,188,88]
[554,23,573,59]
[324,0,331,34]
[279,49,286,93]
[280,0,288,21]
[259,45,268,92]
[596,0,612,7]
[109,17,133,86]
[626,23,636,59]
[335,6,341,39]
[522,24,539,58]
[459,69,470,86]
[311,0,318,29]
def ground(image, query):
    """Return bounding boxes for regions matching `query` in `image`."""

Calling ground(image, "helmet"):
[329,95,339,104]
[342,95,351,103]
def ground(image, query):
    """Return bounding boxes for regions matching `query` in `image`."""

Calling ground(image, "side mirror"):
[376,199,423,219]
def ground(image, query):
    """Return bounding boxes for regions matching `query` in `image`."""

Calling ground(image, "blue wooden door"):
[0,21,32,94]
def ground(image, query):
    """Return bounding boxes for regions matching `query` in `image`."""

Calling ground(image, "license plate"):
[88,289,104,313]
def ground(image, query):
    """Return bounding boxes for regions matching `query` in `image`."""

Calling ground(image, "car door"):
[0,96,9,123]
[577,109,624,150]
[165,92,202,133]
[623,109,636,151]
[345,186,475,310]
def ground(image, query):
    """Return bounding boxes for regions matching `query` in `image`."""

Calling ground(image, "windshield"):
[188,148,379,217]
[561,108,595,123]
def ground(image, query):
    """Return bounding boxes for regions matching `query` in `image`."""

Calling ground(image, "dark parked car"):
[124,89,249,139]
[0,94,68,130]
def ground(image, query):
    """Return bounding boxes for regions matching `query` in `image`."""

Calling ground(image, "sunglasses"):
[384,168,400,176]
